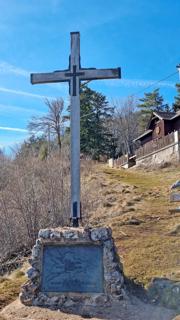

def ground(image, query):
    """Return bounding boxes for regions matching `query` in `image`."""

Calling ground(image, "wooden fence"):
[136,131,175,159]
[115,154,128,166]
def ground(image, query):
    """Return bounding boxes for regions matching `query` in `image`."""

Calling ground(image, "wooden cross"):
[31,32,121,227]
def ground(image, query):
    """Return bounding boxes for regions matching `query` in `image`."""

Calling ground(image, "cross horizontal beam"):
[31,68,121,85]
[80,67,121,81]
[31,71,69,84]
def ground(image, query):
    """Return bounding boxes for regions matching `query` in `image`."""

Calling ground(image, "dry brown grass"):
[87,164,180,287]
[0,162,179,312]
[0,270,26,310]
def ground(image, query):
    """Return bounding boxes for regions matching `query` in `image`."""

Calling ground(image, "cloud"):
[0,126,28,133]
[0,86,55,100]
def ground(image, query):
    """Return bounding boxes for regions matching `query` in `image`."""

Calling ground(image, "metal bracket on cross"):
[31,32,121,227]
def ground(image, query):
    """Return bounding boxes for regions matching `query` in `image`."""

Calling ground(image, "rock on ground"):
[0,297,178,320]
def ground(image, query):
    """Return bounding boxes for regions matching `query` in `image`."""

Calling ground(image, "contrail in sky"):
[0,60,176,90]
[0,86,55,100]
[0,60,67,91]
[106,78,176,89]
[0,126,28,133]
[0,127,28,133]
[0,61,29,77]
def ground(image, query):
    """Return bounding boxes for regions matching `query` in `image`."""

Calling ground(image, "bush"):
[0,149,71,258]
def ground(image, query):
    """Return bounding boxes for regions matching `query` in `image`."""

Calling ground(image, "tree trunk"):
[57,130,61,152]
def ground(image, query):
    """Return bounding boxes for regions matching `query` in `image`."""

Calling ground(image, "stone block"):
[38,229,51,239]
[90,227,112,241]
[20,226,124,310]
[26,267,39,280]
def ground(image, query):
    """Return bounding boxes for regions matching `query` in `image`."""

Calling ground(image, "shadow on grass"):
[124,275,180,313]
[124,276,149,301]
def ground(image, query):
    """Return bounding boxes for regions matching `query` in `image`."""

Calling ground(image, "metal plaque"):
[41,244,104,293]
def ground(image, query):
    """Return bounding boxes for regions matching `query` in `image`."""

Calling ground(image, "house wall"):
[173,117,180,131]
[152,119,165,139]
[136,131,180,167]
[109,130,180,170]
[140,134,152,146]
[164,120,174,135]
[140,117,180,146]
[140,118,165,146]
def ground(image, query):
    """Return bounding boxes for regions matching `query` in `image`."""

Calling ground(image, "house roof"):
[153,111,177,120]
[146,111,180,130]
[171,111,180,120]
[133,129,152,142]
[134,110,180,142]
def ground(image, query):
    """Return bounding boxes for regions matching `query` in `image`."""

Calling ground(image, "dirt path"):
[0,297,178,320]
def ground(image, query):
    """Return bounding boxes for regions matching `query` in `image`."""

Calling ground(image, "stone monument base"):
[20,227,125,310]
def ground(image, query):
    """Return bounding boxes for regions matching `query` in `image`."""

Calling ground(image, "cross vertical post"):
[70,32,81,226]
[30,31,121,228]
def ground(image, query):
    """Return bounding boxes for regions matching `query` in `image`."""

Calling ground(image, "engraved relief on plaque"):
[41,245,104,293]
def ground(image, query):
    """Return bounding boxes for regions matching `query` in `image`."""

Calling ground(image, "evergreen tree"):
[138,88,167,130]
[80,86,114,160]
[173,83,180,112]
[138,88,164,113]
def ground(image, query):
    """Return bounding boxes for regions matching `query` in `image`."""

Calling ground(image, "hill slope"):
[0,163,179,319]
[85,164,180,286]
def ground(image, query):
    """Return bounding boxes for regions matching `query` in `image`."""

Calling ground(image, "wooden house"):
[134,111,180,146]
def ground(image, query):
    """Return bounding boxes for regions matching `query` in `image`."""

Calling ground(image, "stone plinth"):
[20,227,124,310]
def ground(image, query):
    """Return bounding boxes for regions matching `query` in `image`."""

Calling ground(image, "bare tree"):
[28,98,66,152]
[111,96,140,156]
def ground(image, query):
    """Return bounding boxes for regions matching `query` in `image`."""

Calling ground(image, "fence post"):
[174,130,180,161]
[108,158,114,168]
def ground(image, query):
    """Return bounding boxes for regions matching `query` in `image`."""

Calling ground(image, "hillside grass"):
[0,270,26,310]
[89,164,180,287]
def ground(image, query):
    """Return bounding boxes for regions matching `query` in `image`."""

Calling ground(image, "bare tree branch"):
[111,96,140,156]
[28,98,66,152]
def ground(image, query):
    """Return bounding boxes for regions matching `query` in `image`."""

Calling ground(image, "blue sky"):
[0,0,179,151]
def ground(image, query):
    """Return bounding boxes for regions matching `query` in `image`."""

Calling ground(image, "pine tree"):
[138,88,164,113]
[138,88,166,130]
[173,83,180,112]
[80,85,114,160]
